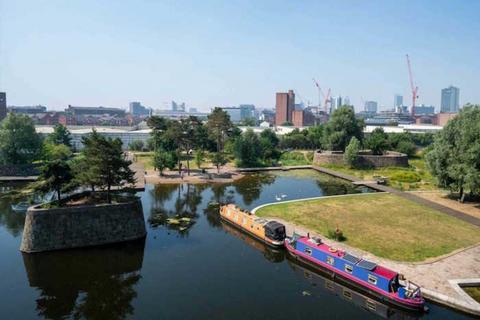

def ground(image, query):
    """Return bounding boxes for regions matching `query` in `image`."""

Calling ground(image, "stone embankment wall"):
[313,150,409,168]
[20,197,146,253]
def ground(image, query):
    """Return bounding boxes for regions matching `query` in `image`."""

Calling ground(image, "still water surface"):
[0,170,474,319]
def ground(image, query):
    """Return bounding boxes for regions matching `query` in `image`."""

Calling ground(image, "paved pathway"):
[260,214,480,316]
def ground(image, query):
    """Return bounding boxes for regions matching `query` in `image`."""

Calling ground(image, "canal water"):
[0,170,474,319]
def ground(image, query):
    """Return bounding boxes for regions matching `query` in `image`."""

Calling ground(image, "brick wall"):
[313,150,409,168]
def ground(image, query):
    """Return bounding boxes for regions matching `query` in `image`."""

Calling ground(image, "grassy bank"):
[321,157,436,191]
[256,193,480,261]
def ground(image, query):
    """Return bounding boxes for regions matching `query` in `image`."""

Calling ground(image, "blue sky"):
[1,0,479,112]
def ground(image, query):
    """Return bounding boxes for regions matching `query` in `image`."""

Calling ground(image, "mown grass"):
[321,157,437,191]
[256,193,480,261]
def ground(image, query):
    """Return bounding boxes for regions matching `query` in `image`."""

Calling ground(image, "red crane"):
[312,78,331,114]
[406,54,419,117]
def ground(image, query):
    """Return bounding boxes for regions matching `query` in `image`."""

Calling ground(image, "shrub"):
[327,227,346,242]
[390,171,421,183]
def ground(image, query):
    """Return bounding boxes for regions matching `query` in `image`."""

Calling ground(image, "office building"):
[413,104,435,115]
[129,102,150,116]
[364,101,378,114]
[239,104,255,120]
[172,101,186,112]
[292,109,315,127]
[275,90,295,125]
[7,105,47,114]
[220,107,242,123]
[394,94,403,107]
[0,92,6,121]
[330,96,343,113]
[441,86,460,113]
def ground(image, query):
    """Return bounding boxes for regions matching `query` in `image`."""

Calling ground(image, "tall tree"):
[207,108,233,152]
[0,113,41,164]
[259,129,280,163]
[47,124,72,148]
[426,104,480,201]
[324,106,364,151]
[95,137,136,203]
[33,159,74,201]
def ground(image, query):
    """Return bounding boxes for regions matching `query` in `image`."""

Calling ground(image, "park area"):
[321,157,437,191]
[256,192,480,262]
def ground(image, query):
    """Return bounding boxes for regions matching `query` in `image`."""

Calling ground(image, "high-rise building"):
[364,101,378,114]
[394,95,403,111]
[0,92,6,121]
[239,104,255,120]
[275,90,295,125]
[330,96,343,113]
[171,101,186,112]
[129,102,150,116]
[220,107,242,122]
[441,86,460,113]
[292,109,315,127]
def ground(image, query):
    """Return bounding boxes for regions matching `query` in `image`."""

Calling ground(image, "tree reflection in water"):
[315,175,369,196]
[0,182,28,237]
[22,238,145,320]
[149,183,207,236]
[233,173,275,206]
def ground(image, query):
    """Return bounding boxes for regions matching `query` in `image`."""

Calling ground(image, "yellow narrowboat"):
[219,204,286,247]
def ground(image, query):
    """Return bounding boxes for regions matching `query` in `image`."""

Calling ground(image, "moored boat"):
[285,234,426,312]
[219,204,286,247]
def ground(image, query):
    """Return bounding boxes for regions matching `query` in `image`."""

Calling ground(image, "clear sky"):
[1,0,479,112]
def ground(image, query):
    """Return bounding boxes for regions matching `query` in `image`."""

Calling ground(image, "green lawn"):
[256,193,480,262]
[321,157,437,191]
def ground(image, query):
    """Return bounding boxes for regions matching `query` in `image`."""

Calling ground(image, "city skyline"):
[1,1,479,111]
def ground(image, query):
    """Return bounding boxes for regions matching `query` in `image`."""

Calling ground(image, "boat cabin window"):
[242,217,246,225]
[326,256,334,265]
[345,264,353,274]
[304,247,312,255]
[368,274,378,285]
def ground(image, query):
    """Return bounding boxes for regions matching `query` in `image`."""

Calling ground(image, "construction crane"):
[406,54,419,117]
[312,78,331,114]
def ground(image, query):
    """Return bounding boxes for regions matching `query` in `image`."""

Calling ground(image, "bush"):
[128,140,145,151]
[389,171,421,183]
[327,227,346,241]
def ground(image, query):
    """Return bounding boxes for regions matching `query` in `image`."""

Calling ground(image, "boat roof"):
[298,237,398,280]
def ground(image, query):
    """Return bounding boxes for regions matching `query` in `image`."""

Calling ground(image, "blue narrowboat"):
[285,234,426,312]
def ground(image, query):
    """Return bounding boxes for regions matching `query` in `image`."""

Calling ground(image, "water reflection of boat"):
[221,220,285,263]
[285,235,426,312]
[220,204,286,247]
[286,256,421,320]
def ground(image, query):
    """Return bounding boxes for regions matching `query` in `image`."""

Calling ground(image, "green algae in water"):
[463,286,480,303]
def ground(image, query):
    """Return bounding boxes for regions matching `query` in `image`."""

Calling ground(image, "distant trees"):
[0,113,42,165]
[324,106,364,151]
[128,140,144,151]
[234,129,262,167]
[153,151,177,176]
[426,105,480,201]
[47,124,72,148]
